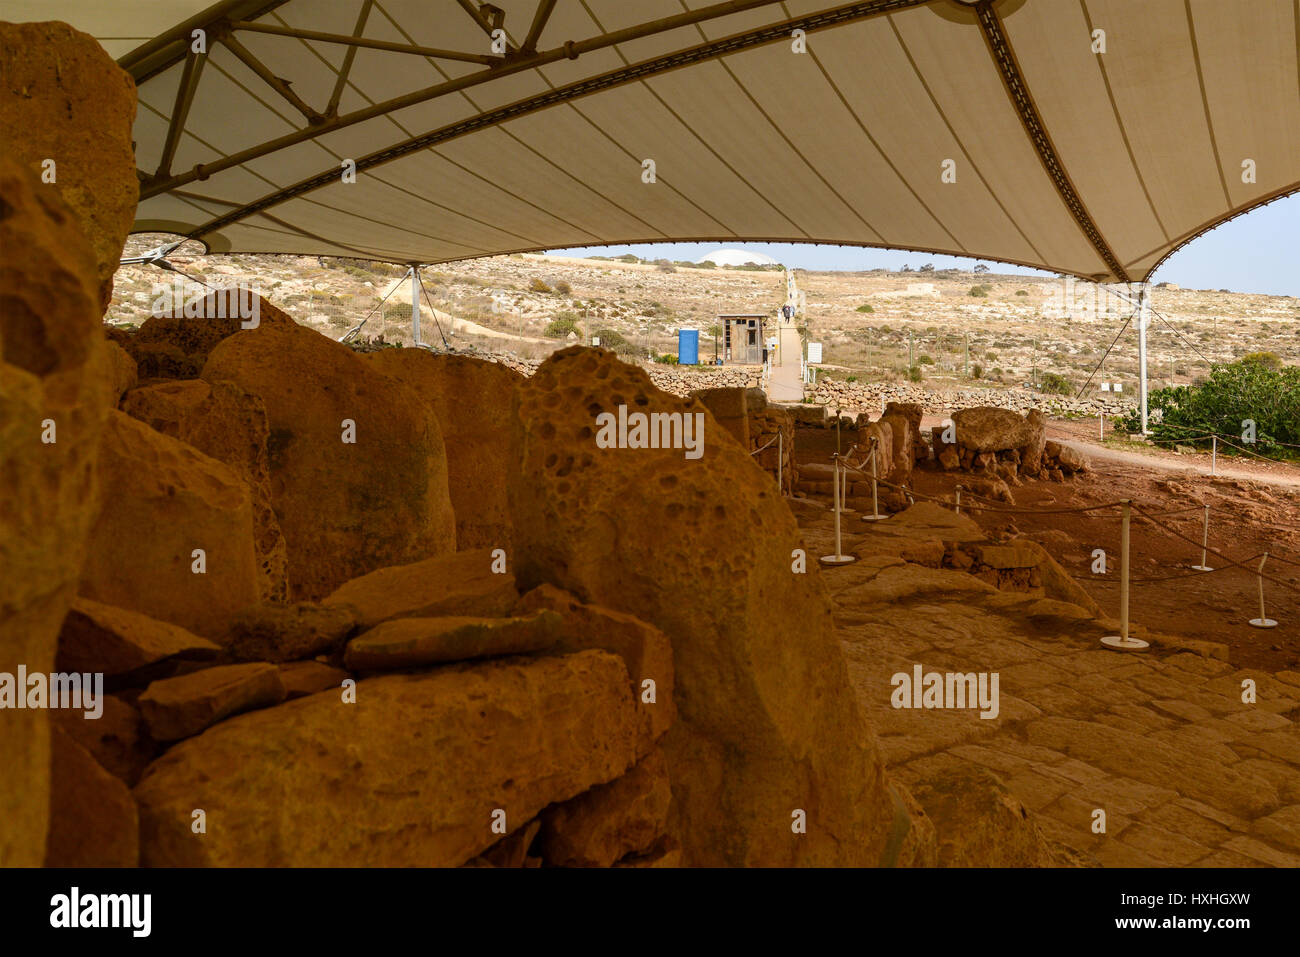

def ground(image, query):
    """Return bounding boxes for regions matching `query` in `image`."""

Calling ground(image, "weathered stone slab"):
[322,549,518,628]
[56,597,221,677]
[226,603,355,663]
[133,650,641,866]
[343,612,561,670]
[138,663,286,741]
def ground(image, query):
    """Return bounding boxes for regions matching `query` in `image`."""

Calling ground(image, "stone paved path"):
[797,501,1300,866]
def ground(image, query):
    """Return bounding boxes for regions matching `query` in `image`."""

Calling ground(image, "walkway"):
[767,323,804,402]
[797,501,1300,866]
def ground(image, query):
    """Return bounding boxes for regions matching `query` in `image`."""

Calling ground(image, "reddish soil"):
[795,422,1300,671]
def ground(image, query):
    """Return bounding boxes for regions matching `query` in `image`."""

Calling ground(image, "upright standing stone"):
[508,347,902,866]
[0,158,114,866]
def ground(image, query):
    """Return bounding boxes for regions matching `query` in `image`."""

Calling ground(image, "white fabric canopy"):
[12,0,1300,280]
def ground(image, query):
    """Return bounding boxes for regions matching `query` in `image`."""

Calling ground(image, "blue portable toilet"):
[677,328,700,365]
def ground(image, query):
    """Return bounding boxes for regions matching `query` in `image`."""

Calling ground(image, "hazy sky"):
[548,193,1299,298]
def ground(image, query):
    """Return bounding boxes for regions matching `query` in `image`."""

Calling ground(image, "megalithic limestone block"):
[202,321,457,600]
[133,650,642,866]
[507,347,903,866]
[79,411,262,641]
[0,158,115,866]
[0,21,137,312]
[365,350,524,551]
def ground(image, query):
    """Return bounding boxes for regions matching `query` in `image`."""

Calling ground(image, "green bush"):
[553,280,572,295]
[856,304,874,313]
[1038,371,1073,395]
[971,363,984,379]
[529,278,553,294]
[968,284,990,297]
[654,353,679,365]
[592,328,638,355]
[1240,351,1282,372]
[917,355,934,366]
[544,315,581,338]
[1120,360,1300,455]
[907,364,923,383]
[1015,289,1028,296]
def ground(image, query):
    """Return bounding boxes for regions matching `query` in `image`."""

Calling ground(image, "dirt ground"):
[795,421,1300,673]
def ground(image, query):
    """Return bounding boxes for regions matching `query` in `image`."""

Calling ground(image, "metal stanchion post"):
[955,484,963,515]
[1103,500,1149,650]
[1249,553,1278,628]
[820,454,856,566]
[777,431,783,495]
[1191,505,1213,572]
[862,441,887,522]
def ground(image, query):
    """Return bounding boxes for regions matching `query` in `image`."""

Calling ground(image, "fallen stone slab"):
[226,602,355,663]
[322,549,518,629]
[278,661,352,700]
[343,611,561,670]
[137,663,286,741]
[133,650,641,866]
[56,597,221,677]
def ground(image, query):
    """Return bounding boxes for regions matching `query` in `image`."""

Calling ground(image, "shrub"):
[529,278,553,294]
[917,355,934,366]
[592,328,637,355]
[907,364,923,383]
[1120,360,1300,455]
[1240,351,1283,372]
[544,315,581,338]
[985,350,998,360]
[654,353,679,365]
[553,280,572,295]
[1015,289,1028,296]
[971,363,984,379]
[1038,371,1073,395]
[856,304,874,313]
[846,375,857,383]
[968,284,990,297]
[656,263,676,272]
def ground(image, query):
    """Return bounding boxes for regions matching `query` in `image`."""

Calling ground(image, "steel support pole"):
[1137,287,1150,435]
[410,265,421,346]
[1120,501,1130,640]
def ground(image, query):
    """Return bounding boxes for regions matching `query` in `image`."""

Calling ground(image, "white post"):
[863,441,887,522]
[1192,505,1213,572]
[410,265,421,346]
[833,456,841,552]
[1137,287,1150,435]
[820,454,857,566]
[955,484,962,515]
[1099,412,1104,441]
[1211,436,1217,476]
[1103,500,1148,649]
[1250,554,1278,628]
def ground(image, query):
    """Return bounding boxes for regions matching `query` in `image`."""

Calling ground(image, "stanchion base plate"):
[1101,635,1149,651]
[1249,618,1279,629]
[819,554,857,566]
[1191,565,1214,572]
[861,515,890,522]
